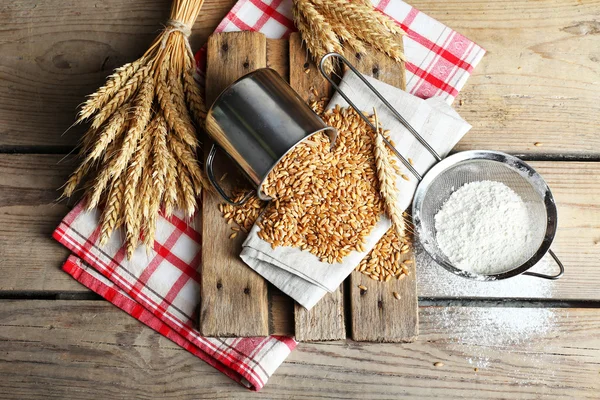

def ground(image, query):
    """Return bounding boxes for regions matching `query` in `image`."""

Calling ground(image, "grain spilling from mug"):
[257,106,411,265]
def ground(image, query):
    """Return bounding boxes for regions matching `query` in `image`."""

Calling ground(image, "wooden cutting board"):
[199,31,418,342]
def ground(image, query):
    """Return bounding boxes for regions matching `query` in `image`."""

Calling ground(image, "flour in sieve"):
[434,180,534,275]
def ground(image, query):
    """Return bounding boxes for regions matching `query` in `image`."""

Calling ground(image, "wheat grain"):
[257,107,388,263]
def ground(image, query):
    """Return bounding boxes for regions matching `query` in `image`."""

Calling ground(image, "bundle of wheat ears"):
[62,0,209,258]
[292,0,406,73]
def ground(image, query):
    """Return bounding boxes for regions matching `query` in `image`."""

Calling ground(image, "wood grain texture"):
[6,0,598,156]
[343,45,418,342]
[0,154,84,292]
[407,0,600,156]
[200,32,269,337]
[1,300,598,399]
[266,39,289,81]
[289,33,346,342]
[0,0,238,149]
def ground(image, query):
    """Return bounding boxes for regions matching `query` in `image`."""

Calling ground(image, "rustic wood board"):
[288,33,346,342]
[1,300,599,398]
[343,44,418,342]
[200,32,269,337]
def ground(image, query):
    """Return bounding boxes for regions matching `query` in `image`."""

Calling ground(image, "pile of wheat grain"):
[355,227,411,281]
[219,190,266,237]
[256,106,409,264]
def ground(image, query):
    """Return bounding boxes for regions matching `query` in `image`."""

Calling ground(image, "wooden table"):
[1,0,599,398]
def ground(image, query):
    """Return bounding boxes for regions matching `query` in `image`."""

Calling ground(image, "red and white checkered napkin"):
[197,0,486,104]
[53,203,295,391]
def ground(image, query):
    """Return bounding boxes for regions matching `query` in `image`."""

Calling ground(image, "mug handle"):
[206,144,255,206]
[522,249,565,280]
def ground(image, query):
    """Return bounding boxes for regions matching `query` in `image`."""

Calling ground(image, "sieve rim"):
[412,150,558,281]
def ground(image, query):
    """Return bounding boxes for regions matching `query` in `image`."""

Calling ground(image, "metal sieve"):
[319,53,564,281]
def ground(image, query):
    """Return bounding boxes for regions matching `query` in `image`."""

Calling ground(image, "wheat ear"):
[372,108,405,237]
[82,106,128,165]
[123,113,156,258]
[77,57,146,123]
[89,62,152,130]
[110,76,154,178]
[293,0,343,74]
[183,57,207,123]
[312,0,406,63]
[99,172,125,245]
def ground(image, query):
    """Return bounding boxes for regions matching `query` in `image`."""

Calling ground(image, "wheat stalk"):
[77,57,146,123]
[99,172,125,245]
[291,0,406,71]
[123,114,155,257]
[372,108,406,238]
[183,57,207,123]
[292,0,343,74]
[63,0,209,258]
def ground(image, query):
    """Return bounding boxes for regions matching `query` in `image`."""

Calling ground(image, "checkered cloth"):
[54,0,484,391]
[196,0,486,104]
[54,203,295,391]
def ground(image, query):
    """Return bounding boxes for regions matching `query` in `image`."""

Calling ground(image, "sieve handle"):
[522,249,564,280]
[206,145,255,206]
[319,52,443,182]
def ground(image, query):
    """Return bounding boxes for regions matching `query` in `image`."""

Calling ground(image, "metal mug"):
[204,68,337,205]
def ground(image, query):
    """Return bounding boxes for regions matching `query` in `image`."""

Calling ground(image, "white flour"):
[434,181,534,275]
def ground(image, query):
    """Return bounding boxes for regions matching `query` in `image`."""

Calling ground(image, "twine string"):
[161,19,194,58]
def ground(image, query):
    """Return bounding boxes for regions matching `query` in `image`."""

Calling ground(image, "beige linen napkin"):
[240,71,472,310]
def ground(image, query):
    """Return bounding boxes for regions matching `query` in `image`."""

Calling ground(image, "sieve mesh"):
[414,154,554,279]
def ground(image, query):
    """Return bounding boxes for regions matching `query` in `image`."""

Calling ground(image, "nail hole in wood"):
[216,281,222,290]
[243,60,250,69]
[355,53,362,60]
[222,43,229,52]
[244,287,250,295]
[372,66,379,75]
[360,288,367,296]
[303,62,309,69]
[378,300,383,310]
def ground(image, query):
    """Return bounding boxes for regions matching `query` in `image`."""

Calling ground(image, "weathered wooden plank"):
[419,161,600,300]
[1,156,599,303]
[0,154,85,292]
[343,45,418,342]
[199,32,269,337]
[408,0,600,156]
[1,300,599,398]
[266,39,290,82]
[0,0,238,149]
[288,33,346,342]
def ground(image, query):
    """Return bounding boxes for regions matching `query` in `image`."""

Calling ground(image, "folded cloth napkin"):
[54,204,295,391]
[240,72,472,309]
[52,0,485,392]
